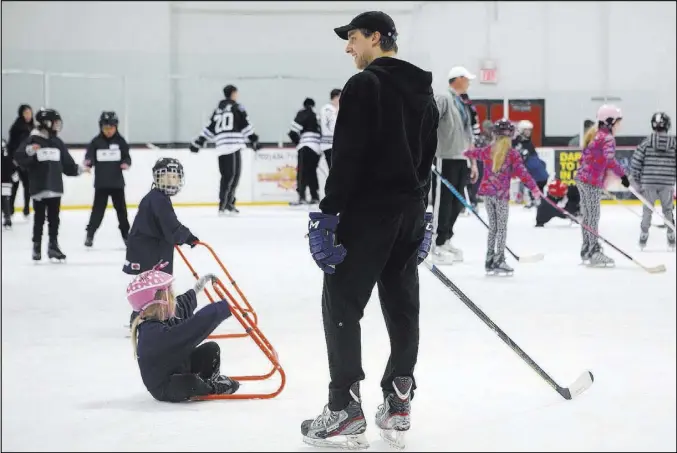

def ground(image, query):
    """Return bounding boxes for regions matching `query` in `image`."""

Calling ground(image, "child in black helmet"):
[123,157,199,276]
[83,111,132,248]
[13,108,90,261]
[123,157,200,327]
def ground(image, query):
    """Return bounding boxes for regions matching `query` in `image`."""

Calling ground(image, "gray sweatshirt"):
[434,88,473,160]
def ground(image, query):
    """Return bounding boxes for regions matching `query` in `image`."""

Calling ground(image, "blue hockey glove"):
[307,212,346,274]
[417,212,434,265]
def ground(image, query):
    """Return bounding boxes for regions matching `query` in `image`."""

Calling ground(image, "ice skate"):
[226,204,240,215]
[580,244,591,265]
[587,244,614,268]
[485,251,496,275]
[209,375,240,395]
[375,377,413,450]
[639,232,649,250]
[440,239,463,262]
[2,216,11,230]
[301,382,368,450]
[84,233,94,248]
[491,255,514,276]
[430,245,455,266]
[47,241,66,262]
[668,231,675,252]
[32,241,42,261]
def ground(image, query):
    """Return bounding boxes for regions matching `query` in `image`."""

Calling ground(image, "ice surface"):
[1,205,675,451]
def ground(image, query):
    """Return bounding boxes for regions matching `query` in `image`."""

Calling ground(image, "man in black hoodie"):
[301,11,439,449]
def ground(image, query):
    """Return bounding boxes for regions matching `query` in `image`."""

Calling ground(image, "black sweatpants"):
[1,182,12,221]
[528,180,548,203]
[467,159,483,205]
[323,201,425,411]
[153,342,221,403]
[218,151,242,209]
[324,148,333,170]
[86,188,130,238]
[297,147,320,201]
[10,168,30,215]
[32,197,61,243]
[432,159,468,246]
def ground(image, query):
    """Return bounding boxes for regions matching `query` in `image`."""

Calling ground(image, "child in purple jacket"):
[575,104,629,267]
[465,119,541,275]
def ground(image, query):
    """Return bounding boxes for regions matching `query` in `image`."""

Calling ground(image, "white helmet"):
[517,120,533,133]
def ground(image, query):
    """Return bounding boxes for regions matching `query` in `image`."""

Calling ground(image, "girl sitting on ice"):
[464,119,541,275]
[128,263,240,402]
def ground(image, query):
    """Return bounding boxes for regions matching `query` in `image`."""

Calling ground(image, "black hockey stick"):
[424,261,594,400]
[432,167,543,263]
[541,196,666,274]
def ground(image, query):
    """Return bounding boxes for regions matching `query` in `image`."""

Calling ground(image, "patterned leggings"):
[485,196,510,258]
[578,182,602,250]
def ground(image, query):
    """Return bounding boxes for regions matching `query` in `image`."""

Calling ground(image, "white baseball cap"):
[448,66,476,80]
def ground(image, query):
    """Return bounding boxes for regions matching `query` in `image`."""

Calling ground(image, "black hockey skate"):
[226,204,240,215]
[32,241,42,261]
[2,216,11,230]
[668,231,675,252]
[375,377,413,450]
[639,232,649,250]
[301,382,368,450]
[209,375,240,395]
[586,243,614,268]
[485,251,496,275]
[491,255,514,276]
[84,234,94,248]
[47,241,66,262]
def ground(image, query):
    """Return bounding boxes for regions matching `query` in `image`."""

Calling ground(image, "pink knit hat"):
[126,263,175,312]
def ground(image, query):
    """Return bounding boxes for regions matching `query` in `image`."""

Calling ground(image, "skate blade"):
[380,429,406,450]
[49,257,66,263]
[302,433,369,450]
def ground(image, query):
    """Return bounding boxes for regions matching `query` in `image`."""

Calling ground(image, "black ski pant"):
[323,201,425,411]
[32,197,61,243]
[297,147,320,201]
[151,342,221,403]
[10,168,30,215]
[432,159,468,246]
[218,151,242,209]
[86,188,130,238]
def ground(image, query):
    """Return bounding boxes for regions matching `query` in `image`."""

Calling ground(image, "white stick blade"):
[567,371,594,399]
[519,253,544,263]
[647,264,667,274]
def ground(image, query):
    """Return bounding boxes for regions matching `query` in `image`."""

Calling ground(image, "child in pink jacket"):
[575,104,629,267]
[464,119,541,275]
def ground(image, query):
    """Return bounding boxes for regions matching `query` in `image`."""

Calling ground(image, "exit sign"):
[480,68,498,84]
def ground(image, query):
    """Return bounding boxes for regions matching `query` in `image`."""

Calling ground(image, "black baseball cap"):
[334,11,397,41]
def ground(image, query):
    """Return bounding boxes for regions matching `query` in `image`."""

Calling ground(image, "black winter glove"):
[186,233,200,248]
[621,175,630,188]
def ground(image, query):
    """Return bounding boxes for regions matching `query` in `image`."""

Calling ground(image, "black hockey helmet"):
[99,111,119,127]
[35,108,62,135]
[303,97,315,108]
[152,157,184,196]
[493,118,515,137]
[651,112,671,132]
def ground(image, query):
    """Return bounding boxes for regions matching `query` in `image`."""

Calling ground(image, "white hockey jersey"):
[320,103,338,152]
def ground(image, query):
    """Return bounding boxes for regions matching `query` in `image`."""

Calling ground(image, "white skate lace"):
[312,405,338,429]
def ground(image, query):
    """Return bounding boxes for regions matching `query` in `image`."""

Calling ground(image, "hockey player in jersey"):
[14,108,90,261]
[320,89,341,169]
[289,98,322,204]
[128,265,240,402]
[630,112,676,250]
[83,111,131,248]
[513,120,548,208]
[189,85,260,215]
[535,179,580,227]
[301,12,438,449]
[1,138,17,229]
[123,158,199,277]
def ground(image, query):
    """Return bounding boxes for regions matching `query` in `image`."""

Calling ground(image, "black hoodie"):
[319,57,439,215]
[8,105,34,155]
